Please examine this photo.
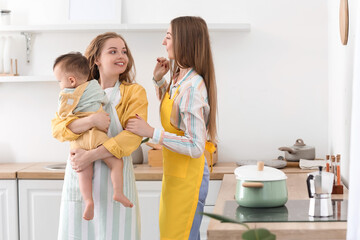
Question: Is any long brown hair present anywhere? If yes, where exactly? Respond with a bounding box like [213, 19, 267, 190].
[171, 16, 217, 143]
[85, 32, 136, 84]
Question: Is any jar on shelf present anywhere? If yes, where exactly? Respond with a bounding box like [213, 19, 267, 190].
[3, 36, 12, 74]
[0, 10, 11, 25]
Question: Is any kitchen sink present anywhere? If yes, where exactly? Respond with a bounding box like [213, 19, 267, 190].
[44, 163, 137, 170]
[44, 163, 66, 170]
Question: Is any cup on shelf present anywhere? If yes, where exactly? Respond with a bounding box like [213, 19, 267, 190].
[3, 36, 12, 74]
[0, 10, 11, 26]
[0, 36, 4, 73]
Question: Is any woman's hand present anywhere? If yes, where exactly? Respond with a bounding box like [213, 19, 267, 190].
[126, 114, 154, 138]
[89, 111, 110, 133]
[70, 148, 96, 172]
[153, 57, 170, 81]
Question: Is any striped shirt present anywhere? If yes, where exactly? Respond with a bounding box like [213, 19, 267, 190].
[152, 70, 210, 158]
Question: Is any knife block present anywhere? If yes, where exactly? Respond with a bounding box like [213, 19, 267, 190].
[332, 184, 344, 194]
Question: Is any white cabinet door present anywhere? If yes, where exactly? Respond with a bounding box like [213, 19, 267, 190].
[205, 180, 222, 206]
[136, 181, 162, 240]
[0, 180, 18, 240]
[18, 180, 63, 240]
[200, 181, 221, 240]
[136, 180, 221, 240]
[200, 205, 214, 240]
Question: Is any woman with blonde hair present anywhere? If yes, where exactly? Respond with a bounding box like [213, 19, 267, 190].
[127, 16, 217, 240]
[52, 32, 147, 239]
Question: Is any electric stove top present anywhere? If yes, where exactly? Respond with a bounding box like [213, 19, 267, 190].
[222, 199, 347, 223]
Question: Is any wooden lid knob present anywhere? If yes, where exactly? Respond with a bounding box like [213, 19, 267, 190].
[257, 161, 264, 171]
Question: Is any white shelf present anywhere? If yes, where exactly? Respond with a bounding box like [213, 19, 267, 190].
[0, 76, 55, 82]
[0, 23, 250, 33]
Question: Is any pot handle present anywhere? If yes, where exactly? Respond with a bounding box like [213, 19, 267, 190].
[306, 175, 314, 198]
[242, 182, 264, 188]
[278, 147, 296, 154]
[257, 161, 264, 171]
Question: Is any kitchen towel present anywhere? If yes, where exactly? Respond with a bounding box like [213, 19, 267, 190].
[299, 159, 326, 170]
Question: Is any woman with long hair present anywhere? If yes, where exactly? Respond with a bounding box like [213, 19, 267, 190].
[127, 16, 217, 240]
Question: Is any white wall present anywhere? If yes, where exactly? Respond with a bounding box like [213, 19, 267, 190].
[328, 0, 358, 186]
[0, 0, 329, 164]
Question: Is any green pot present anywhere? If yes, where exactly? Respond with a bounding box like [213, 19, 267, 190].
[234, 163, 288, 208]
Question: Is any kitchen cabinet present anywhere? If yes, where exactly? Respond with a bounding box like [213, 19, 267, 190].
[18, 179, 64, 240]
[13, 162, 235, 240]
[15, 179, 220, 240]
[0, 180, 19, 240]
[136, 180, 221, 240]
[136, 181, 162, 240]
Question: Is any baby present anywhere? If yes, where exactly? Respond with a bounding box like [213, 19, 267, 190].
[53, 52, 133, 221]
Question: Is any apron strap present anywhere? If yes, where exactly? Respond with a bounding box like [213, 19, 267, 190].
[170, 68, 194, 100]
[72, 81, 89, 97]
[104, 80, 121, 137]
[205, 141, 216, 172]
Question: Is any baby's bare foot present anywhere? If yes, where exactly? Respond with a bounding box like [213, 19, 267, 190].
[83, 201, 94, 220]
[114, 193, 133, 208]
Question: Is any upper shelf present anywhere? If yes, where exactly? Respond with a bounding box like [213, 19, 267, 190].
[0, 76, 55, 83]
[0, 23, 251, 33]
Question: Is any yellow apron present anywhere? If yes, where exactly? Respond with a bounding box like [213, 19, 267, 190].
[159, 71, 205, 240]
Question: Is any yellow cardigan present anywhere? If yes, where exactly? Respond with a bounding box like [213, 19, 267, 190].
[51, 83, 148, 159]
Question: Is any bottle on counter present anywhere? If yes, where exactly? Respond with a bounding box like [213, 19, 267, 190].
[326, 154, 330, 172]
[331, 155, 336, 180]
[336, 154, 341, 185]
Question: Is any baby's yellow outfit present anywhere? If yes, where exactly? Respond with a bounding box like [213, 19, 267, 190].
[57, 80, 108, 150]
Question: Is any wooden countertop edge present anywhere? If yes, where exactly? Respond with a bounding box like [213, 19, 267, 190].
[0, 163, 36, 179]
[14, 162, 238, 180]
[208, 228, 346, 240]
[3, 162, 315, 180]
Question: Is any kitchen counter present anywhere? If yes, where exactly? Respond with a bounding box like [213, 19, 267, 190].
[17, 162, 66, 180]
[15, 162, 238, 180]
[3, 161, 315, 180]
[0, 163, 35, 179]
[207, 174, 348, 240]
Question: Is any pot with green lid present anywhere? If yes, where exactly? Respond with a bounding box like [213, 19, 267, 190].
[234, 161, 288, 208]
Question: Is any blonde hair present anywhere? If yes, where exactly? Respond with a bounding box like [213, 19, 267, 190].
[170, 16, 217, 143]
[85, 32, 136, 84]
